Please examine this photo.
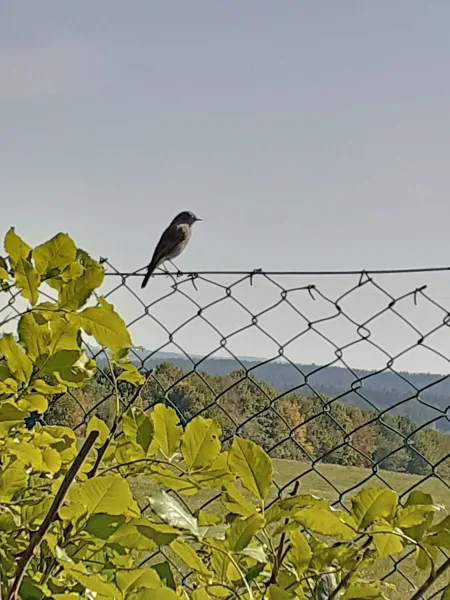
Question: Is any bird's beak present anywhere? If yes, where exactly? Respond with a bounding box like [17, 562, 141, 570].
[195, 217, 202, 222]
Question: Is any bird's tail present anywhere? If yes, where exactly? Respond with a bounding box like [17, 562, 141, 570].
[141, 264, 155, 288]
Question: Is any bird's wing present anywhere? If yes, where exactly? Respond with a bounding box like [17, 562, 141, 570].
[148, 223, 188, 270]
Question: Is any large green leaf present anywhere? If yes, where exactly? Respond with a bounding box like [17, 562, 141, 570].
[4, 227, 31, 267]
[49, 319, 81, 353]
[351, 488, 398, 529]
[14, 258, 40, 305]
[64, 474, 134, 517]
[69, 298, 131, 351]
[170, 539, 211, 576]
[226, 513, 264, 552]
[147, 490, 200, 535]
[152, 562, 176, 590]
[0, 460, 29, 501]
[33, 233, 77, 275]
[221, 483, 256, 517]
[267, 585, 294, 600]
[228, 436, 272, 500]
[342, 584, 384, 600]
[395, 505, 435, 528]
[405, 490, 434, 506]
[148, 464, 199, 496]
[371, 523, 404, 557]
[18, 393, 48, 414]
[111, 518, 178, 549]
[69, 569, 121, 598]
[193, 451, 234, 488]
[0, 333, 33, 383]
[85, 514, 126, 540]
[294, 507, 357, 540]
[116, 361, 145, 386]
[287, 529, 312, 575]
[86, 415, 110, 448]
[22, 498, 54, 526]
[18, 313, 50, 360]
[57, 257, 104, 310]
[116, 567, 161, 594]
[149, 404, 182, 458]
[181, 416, 221, 471]
[123, 406, 153, 454]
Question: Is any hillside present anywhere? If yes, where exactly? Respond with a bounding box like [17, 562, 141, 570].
[126, 349, 450, 432]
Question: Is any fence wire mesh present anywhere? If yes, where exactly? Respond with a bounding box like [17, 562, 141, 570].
[3, 261, 450, 596]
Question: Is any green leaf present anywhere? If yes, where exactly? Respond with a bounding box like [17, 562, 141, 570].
[0, 333, 33, 383]
[228, 436, 272, 500]
[396, 505, 435, 528]
[181, 416, 221, 471]
[111, 519, 178, 549]
[116, 567, 161, 594]
[123, 406, 153, 454]
[147, 490, 200, 535]
[18, 313, 50, 360]
[152, 562, 176, 590]
[18, 393, 48, 414]
[64, 474, 134, 517]
[49, 319, 81, 353]
[0, 256, 9, 281]
[193, 451, 234, 488]
[416, 542, 438, 570]
[0, 460, 29, 501]
[86, 415, 110, 447]
[85, 514, 126, 539]
[192, 590, 211, 600]
[41, 446, 62, 473]
[22, 498, 54, 525]
[133, 589, 179, 600]
[14, 258, 40, 305]
[221, 482, 256, 517]
[58, 256, 104, 310]
[149, 403, 182, 458]
[351, 488, 398, 528]
[294, 507, 357, 540]
[149, 464, 199, 496]
[241, 544, 268, 563]
[267, 585, 294, 600]
[371, 523, 404, 557]
[32, 379, 67, 394]
[69, 568, 121, 598]
[4, 227, 31, 267]
[287, 529, 312, 575]
[342, 584, 384, 600]
[33, 233, 77, 275]
[405, 490, 434, 506]
[170, 539, 211, 575]
[425, 530, 450, 550]
[0, 401, 26, 433]
[69, 298, 131, 352]
[226, 513, 264, 552]
[116, 361, 145, 386]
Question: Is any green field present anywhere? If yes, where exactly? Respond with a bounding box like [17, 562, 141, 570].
[131, 458, 450, 600]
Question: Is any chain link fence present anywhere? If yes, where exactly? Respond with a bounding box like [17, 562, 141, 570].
[3, 261, 450, 596]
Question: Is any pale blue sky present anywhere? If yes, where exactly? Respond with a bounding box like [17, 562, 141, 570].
[2, 1, 450, 373]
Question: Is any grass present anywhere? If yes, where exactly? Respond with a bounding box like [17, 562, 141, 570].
[131, 458, 450, 599]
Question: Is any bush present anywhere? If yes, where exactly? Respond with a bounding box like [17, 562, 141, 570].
[1, 229, 450, 600]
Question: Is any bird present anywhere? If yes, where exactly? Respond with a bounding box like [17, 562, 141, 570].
[141, 211, 201, 288]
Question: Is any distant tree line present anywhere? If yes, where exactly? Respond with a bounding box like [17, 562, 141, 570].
[46, 361, 450, 481]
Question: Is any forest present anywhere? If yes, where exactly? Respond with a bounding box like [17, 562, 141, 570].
[47, 360, 450, 481]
